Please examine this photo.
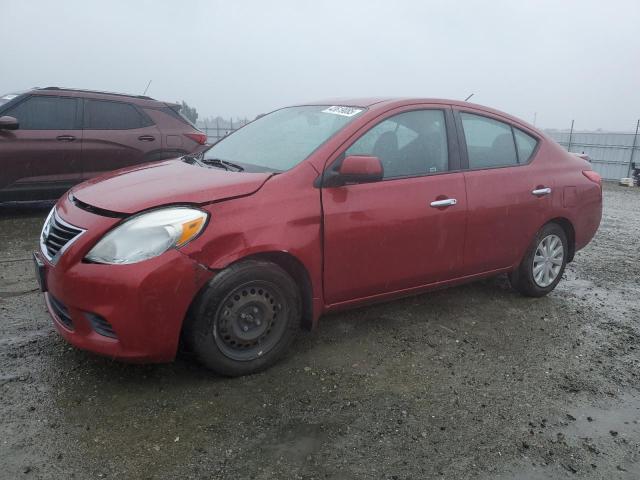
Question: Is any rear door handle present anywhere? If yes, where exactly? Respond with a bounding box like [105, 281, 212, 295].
[56, 135, 76, 142]
[430, 198, 457, 208]
[138, 135, 155, 141]
[532, 187, 552, 196]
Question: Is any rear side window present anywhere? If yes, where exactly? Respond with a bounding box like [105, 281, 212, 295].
[460, 113, 518, 168]
[5, 95, 77, 130]
[514, 128, 538, 163]
[346, 109, 449, 179]
[84, 100, 151, 129]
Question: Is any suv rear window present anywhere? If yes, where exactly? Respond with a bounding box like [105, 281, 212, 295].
[4, 95, 77, 130]
[159, 105, 196, 127]
[84, 100, 152, 129]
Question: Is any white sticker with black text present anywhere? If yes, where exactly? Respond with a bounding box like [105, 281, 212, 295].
[321, 106, 363, 117]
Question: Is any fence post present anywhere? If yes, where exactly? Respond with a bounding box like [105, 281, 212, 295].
[627, 119, 640, 177]
[567, 120, 574, 152]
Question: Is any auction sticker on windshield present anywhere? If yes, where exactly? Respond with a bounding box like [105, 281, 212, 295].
[322, 106, 363, 117]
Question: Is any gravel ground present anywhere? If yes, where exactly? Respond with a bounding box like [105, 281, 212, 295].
[1, 184, 639, 479]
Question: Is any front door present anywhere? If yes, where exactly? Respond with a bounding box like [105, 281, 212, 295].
[322, 107, 467, 305]
[0, 95, 82, 201]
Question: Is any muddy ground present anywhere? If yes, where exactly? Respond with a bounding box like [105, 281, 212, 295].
[1, 184, 639, 479]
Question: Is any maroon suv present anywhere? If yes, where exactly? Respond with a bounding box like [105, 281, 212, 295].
[0, 87, 207, 202]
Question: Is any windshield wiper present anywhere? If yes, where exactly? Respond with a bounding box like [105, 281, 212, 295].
[200, 157, 244, 172]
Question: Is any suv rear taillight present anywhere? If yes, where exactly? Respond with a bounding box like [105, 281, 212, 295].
[184, 133, 207, 145]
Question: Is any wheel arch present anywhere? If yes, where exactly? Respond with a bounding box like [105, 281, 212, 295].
[547, 217, 576, 263]
[205, 251, 315, 331]
[243, 252, 314, 331]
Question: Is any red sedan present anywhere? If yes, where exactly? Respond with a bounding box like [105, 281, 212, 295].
[34, 98, 602, 376]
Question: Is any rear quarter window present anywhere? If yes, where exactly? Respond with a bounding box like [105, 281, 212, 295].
[514, 128, 538, 163]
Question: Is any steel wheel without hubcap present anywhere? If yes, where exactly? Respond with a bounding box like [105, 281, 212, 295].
[532, 234, 564, 288]
[213, 280, 287, 362]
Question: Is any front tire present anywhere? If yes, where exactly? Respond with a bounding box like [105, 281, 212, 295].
[509, 223, 568, 297]
[184, 260, 301, 376]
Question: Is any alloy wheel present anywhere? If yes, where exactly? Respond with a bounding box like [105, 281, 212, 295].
[532, 234, 564, 287]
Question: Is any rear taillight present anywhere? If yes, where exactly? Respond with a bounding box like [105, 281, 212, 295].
[582, 170, 602, 185]
[184, 133, 207, 145]
[583, 170, 602, 194]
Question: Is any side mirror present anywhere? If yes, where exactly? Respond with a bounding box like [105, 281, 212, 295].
[322, 155, 383, 187]
[0, 116, 19, 130]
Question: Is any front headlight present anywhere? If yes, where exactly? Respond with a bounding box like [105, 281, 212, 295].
[85, 207, 208, 265]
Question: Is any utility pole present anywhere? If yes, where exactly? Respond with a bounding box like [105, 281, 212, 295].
[628, 119, 640, 177]
[142, 80, 152, 96]
[567, 120, 574, 152]
[533, 112, 537, 127]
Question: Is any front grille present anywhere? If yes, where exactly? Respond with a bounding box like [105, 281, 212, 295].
[49, 295, 73, 330]
[41, 211, 83, 261]
[86, 313, 117, 339]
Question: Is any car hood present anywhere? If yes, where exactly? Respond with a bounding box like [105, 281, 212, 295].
[71, 159, 274, 214]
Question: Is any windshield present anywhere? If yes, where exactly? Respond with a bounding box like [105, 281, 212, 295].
[202, 105, 365, 172]
[0, 92, 21, 107]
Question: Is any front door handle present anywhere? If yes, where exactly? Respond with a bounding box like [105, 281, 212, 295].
[138, 135, 155, 141]
[56, 135, 76, 142]
[430, 198, 457, 208]
[532, 187, 552, 196]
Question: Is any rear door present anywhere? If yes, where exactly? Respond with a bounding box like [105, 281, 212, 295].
[0, 94, 82, 200]
[322, 106, 468, 305]
[80, 98, 162, 179]
[454, 109, 551, 274]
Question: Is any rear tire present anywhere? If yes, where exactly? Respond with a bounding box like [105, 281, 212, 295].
[509, 223, 568, 297]
[184, 260, 301, 376]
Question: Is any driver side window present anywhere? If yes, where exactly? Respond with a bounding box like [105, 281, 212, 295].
[345, 109, 448, 179]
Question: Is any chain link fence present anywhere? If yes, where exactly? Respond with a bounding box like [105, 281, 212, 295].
[546, 120, 640, 180]
[197, 118, 250, 143]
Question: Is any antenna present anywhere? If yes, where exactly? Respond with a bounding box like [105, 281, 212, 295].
[143, 80, 152, 95]
[464, 93, 474, 102]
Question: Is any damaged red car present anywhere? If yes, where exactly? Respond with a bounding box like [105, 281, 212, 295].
[34, 98, 602, 376]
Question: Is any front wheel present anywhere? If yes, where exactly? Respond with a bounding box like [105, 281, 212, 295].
[509, 223, 568, 297]
[184, 260, 301, 376]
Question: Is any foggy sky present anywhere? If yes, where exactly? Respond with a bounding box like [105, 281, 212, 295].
[2, 0, 639, 131]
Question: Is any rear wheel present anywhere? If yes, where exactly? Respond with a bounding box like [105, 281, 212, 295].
[184, 260, 300, 376]
[509, 223, 568, 297]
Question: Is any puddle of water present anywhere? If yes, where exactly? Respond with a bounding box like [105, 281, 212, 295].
[493, 394, 640, 479]
[565, 393, 640, 442]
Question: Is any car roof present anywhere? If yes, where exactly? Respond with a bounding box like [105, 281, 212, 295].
[28, 87, 166, 107]
[300, 97, 529, 124]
